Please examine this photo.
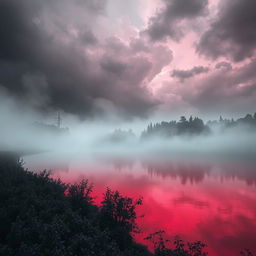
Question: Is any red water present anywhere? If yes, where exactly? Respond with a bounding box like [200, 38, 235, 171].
[29, 157, 256, 255]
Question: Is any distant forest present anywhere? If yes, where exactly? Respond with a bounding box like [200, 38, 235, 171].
[141, 113, 256, 139]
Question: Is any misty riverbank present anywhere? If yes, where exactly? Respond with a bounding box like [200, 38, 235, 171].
[1, 113, 256, 161]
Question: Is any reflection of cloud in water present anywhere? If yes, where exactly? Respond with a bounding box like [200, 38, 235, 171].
[173, 194, 209, 209]
[94, 155, 256, 186]
[197, 214, 256, 255]
[144, 159, 256, 186]
[144, 161, 211, 185]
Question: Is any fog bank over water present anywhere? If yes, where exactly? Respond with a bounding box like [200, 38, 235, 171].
[0, 94, 255, 164]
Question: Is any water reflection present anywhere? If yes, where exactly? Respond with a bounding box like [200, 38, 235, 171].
[145, 161, 211, 185]
[24, 153, 256, 255]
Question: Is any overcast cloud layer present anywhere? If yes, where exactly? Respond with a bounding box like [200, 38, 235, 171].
[0, 0, 256, 120]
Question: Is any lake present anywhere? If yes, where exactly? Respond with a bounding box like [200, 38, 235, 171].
[24, 152, 256, 255]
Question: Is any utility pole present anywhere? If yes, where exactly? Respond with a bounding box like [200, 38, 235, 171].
[57, 111, 62, 128]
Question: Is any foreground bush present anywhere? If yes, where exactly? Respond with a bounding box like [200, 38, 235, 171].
[0, 157, 149, 256]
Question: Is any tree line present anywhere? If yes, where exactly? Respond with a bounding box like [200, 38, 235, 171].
[141, 113, 256, 139]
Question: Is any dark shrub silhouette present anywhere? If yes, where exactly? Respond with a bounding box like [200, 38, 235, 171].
[100, 188, 143, 250]
[0, 158, 121, 255]
[66, 179, 96, 216]
[145, 230, 208, 256]
[145, 231, 208, 256]
[0, 156, 150, 256]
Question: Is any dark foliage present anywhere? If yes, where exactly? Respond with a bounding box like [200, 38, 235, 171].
[100, 188, 143, 250]
[207, 113, 256, 131]
[141, 113, 256, 139]
[66, 179, 96, 217]
[0, 157, 148, 256]
[141, 116, 210, 139]
[145, 231, 208, 256]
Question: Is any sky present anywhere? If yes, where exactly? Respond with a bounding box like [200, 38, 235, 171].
[0, 0, 256, 122]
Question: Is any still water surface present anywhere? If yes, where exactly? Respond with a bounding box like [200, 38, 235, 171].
[24, 153, 256, 255]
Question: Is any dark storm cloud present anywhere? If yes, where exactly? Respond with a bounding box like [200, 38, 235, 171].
[197, 0, 256, 62]
[0, 0, 172, 119]
[144, 0, 208, 41]
[100, 58, 127, 76]
[74, 0, 106, 13]
[0, 0, 42, 61]
[215, 62, 232, 71]
[171, 66, 209, 81]
[79, 30, 98, 45]
[185, 59, 256, 115]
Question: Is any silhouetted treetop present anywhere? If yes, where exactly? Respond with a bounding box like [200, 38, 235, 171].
[141, 113, 256, 139]
[141, 116, 210, 139]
